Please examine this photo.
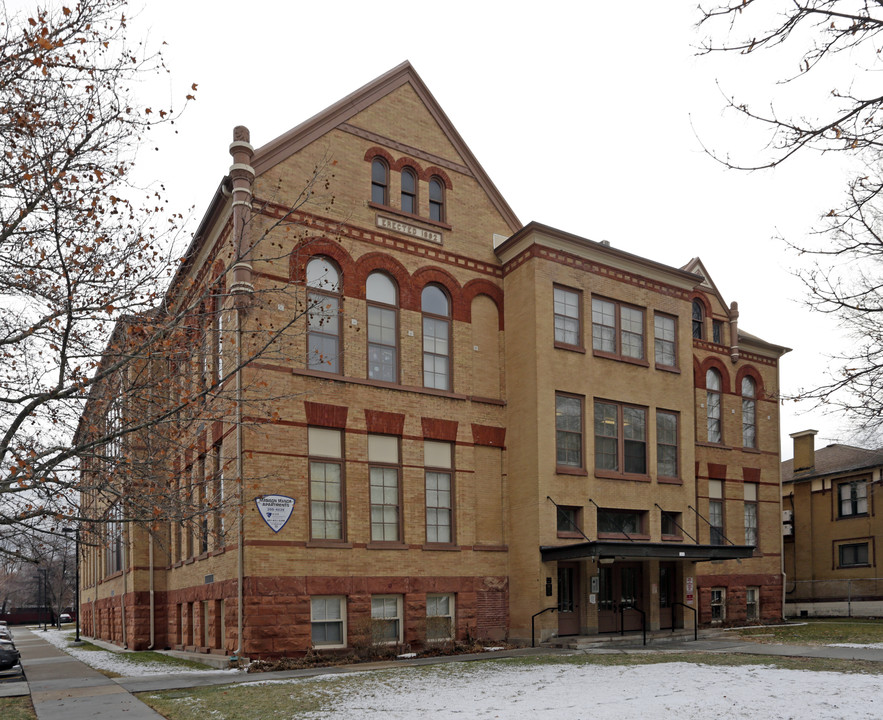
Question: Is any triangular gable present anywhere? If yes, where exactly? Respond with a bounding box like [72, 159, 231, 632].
[251, 61, 521, 233]
[682, 257, 729, 316]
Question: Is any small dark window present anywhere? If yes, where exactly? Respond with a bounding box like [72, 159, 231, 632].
[401, 168, 417, 214]
[556, 506, 581, 536]
[713, 320, 723, 344]
[429, 177, 445, 222]
[371, 158, 388, 205]
[661, 511, 681, 538]
[597, 509, 643, 536]
[692, 300, 704, 339]
[839, 542, 869, 567]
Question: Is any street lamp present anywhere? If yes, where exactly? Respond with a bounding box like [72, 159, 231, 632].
[62, 527, 81, 643]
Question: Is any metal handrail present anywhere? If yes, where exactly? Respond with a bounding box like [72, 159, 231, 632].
[619, 604, 646, 646]
[670, 601, 698, 641]
[531, 606, 557, 648]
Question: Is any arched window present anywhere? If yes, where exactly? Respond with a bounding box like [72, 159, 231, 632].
[422, 284, 451, 390]
[306, 257, 341, 373]
[706, 368, 722, 443]
[429, 177, 445, 222]
[692, 300, 704, 340]
[401, 167, 417, 214]
[371, 158, 388, 205]
[367, 272, 398, 383]
[742, 376, 757, 448]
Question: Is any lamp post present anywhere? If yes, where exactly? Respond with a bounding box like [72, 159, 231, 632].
[62, 527, 81, 643]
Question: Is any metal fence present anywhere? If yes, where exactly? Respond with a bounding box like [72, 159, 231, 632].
[786, 578, 883, 617]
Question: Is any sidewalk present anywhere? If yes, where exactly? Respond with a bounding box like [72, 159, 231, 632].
[12, 627, 165, 719]
[5, 627, 883, 719]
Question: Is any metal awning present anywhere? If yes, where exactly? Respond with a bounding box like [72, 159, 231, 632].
[540, 540, 755, 563]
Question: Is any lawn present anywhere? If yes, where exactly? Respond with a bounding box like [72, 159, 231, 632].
[736, 618, 883, 645]
[139, 651, 883, 720]
[0, 697, 36, 720]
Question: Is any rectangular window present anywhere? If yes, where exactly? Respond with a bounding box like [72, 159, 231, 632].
[556, 506, 582, 537]
[369, 435, 401, 542]
[839, 542, 870, 567]
[555, 394, 583, 469]
[746, 587, 759, 621]
[106, 504, 123, 574]
[839, 480, 868, 517]
[656, 410, 679, 479]
[597, 509, 645, 537]
[309, 428, 344, 541]
[426, 594, 455, 641]
[425, 441, 453, 544]
[594, 401, 647, 476]
[661, 511, 682, 539]
[653, 313, 677, 368]
[710, 588, 726, 621]
[368, 304, 397, 382]
[371, 595, 402, 643]
[744, 482, 758, 547]
[311, 596, 346, 647]
[709, 479, 724, 545]
[712, 320, 723, 344]
[307, 292, 340, 373]
[592, 297, 645, 361]
[553, 286, 581, 348]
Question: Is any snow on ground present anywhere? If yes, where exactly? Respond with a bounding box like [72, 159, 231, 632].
[34, 627, 234, 676]
[239, 659, 881, 720]
[829, 642, 883, 649]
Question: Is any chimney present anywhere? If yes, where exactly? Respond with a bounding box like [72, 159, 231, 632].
[790, 430, 818, 473]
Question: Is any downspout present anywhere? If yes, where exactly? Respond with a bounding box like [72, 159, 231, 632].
[728, 301, 740, 363]
[121, 525, 128, 648]
[227, 126, 255, 659]
[148, 532, 155, 649]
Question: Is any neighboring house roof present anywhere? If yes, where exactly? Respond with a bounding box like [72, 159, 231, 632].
[782, 443, 883, 483]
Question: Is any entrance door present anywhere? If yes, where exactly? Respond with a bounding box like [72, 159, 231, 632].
[598, 563, 644, 633]
[557, 562, 580, 636]
[659, 563, 677, 630]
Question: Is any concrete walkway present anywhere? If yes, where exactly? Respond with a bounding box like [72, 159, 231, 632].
[5, 627, 883, 719]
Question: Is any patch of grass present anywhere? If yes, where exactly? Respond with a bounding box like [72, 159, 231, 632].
[122, 651, 213, 670]
[736, 619, 883, 645]
[0, 697, 37, 720]
[139, 650, 883, 719]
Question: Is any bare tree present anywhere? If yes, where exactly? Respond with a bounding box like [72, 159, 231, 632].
[0, 0, 336, 560]
[698, 1, 883, 435]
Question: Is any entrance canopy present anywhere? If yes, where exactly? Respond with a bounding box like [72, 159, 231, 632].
[540, 540, 755, 563]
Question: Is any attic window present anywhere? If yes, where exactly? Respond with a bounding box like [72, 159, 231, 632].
[429, 177, 445, 222]
[371, 158, 389, 205]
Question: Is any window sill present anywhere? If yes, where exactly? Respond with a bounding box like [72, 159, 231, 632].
[695, 441, 732, 450]
[657, 476, 683, 485]
[366, 542, 409, 550]
[421, 543, 460, 551]
[741, 447, 761, 454]
[307, 540, 353, 549]
[557, 531, 585, 539]
[654, 363, 680, 374]
[554, 342, 586, 354]
[661, 534, 683, 542]
[369, 202, 452, 231]
[592, 350, 650, 368]
[594, 469, 651, 482]
[556, 466, 588, 476]
[839, 564, 871, 569]
[837, 513, 869, 520]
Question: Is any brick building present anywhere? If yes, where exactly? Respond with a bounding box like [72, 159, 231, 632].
[782, 431, 883, 617]
[77, 62, 788, 657]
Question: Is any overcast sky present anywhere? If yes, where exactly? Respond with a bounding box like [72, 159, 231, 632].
[10, 0, 863, 458]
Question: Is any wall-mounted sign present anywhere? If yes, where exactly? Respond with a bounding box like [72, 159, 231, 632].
[255, 495, 295, 533]
[376, 215, 442, 245]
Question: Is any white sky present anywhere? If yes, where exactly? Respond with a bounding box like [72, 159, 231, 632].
[9, 0, 866, 457]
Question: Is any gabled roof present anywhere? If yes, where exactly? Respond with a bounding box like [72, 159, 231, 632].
[682, 257, 728, 312]
[782, 443, 883, 483]
[251, 61, 521, 233]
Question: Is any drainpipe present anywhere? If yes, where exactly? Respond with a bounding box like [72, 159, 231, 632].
[729, 301, 740, 363]
[148, 532, 155, 649]
[227, 126, 254, 659]
[121, 526, 128, 648]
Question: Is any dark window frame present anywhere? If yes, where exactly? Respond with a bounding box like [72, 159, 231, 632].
[366, 271, 399, 384]
[400, 166, 417, 215]
[597, 508, 648, 539]
[839, 542, 870, 567]
[656, 410, 679, 481]
[371, 157, 389, 205]
[422, 284, 452, 391]
[306, 256, 342, 374]
[692, 300, 705, 340]
[661, 511, 683, 540]
[556, 505, 583, 538]
[838, 480, 869, 518]
[553, 285, 583, 350]
[591, 296, 647, 365]
[593, 400, 649, 480]
[653, 312, 678, 370]
[429, 176, 445, 222]
[555, 393, 585, 473]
